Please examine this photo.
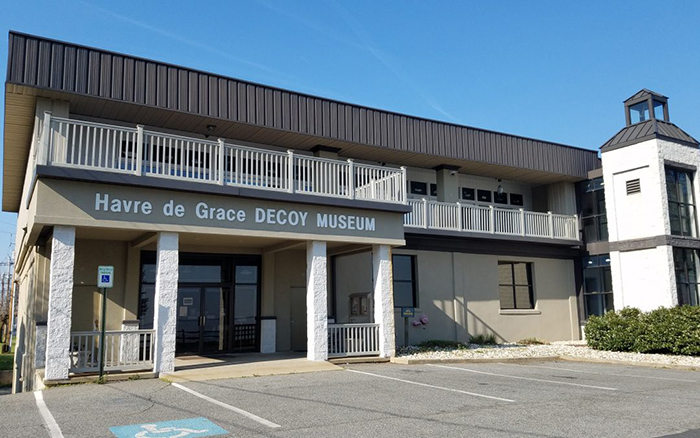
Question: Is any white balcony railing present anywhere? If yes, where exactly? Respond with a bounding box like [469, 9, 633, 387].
[69, 330, 154, 374]
[405, 199, 579, 240]
[328, 323, 380, 357]
[39, 114, 407, 204]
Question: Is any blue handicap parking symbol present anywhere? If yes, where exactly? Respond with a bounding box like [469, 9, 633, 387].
[101, 275, 110, 283]
[110, 417, 227, 438]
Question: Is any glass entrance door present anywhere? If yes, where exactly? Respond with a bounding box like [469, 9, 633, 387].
[176, 286, 230, 355]
[202, 286, 229, 354]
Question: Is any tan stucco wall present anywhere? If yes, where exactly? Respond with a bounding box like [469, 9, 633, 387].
[333, 249, 579, 346]
[270, 249, 307, 352]
[71, 239, 129, 331]
[334, 252, 373, 323]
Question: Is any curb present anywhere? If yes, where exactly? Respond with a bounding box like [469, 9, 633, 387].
[44, 371, 158, 387]
[389, 355, 700, 371]
[390, 356, 560, 365]
[557, 356, 700, 372]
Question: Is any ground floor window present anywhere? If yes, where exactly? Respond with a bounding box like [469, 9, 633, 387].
[673, 248, 700, 306]
[583, 254, 614, 318]
[498, 261, 534, 309]
[393, 254, 417, 308]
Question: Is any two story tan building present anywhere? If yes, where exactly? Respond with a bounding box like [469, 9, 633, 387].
[4, 32, 603, 393]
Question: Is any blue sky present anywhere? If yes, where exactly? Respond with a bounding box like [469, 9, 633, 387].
[1, 0, 699, 261]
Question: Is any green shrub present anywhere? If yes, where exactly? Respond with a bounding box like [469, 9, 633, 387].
[635, 306, 700, 355]
[584, 307, 642, 352]
[416, 340, 467, 350]
[585, 306, 700, 356]
[518, 338, 549, 345]
[469, 333, 497, 345]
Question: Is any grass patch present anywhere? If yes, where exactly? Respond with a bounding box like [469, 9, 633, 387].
[469, 333, 497, 345]
[518, 338, 549, 345]
[0, 337, 15, 371]
[412, 340, 469, 352]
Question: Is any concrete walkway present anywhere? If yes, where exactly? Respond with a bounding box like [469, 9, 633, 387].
[165, 352, 341, 382]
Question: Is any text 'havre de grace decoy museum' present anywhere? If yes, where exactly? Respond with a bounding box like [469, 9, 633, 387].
[4, 31, 699, 393]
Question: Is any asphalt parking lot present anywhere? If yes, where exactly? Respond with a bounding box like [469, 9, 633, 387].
[3, 360, 700, 438]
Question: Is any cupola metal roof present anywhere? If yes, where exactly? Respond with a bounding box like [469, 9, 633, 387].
[601, 89, 698, 151]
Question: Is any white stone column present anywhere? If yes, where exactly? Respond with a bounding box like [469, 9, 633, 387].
[119, 320, 140, 364]
[373, 245, 396, 358]
[260, 318, 277, 354]
[45, 226, 75, 381]
[153, 232, 179, 374]
[306, 241, 328, 361]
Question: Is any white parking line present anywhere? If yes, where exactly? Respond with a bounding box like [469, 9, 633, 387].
[428, 364, 618, 391]
[347, 369, 515, 402]
[34, 391, 64, 438]
[171, 382, 281, 428]
[505, 364, 698, 383]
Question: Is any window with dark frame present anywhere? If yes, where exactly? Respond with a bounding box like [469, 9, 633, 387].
[673, 248, 700, 306]
[430, 183, 437, 197]
[410, 181, 428, 196]
[498, 261, 534, 310]
[510, 193, 524, 206]
[580, 177, 608, 243]
[477, 189, 492, 203]
[392, 255, 417, 308]
[461, 187, 475, 201]
[666, 167, 697, 237]
[583, 255, 614, 318]
[494, 191, 508, 204]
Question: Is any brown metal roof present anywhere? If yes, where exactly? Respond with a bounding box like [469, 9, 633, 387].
[3, 31, 601, 212]
[601, 119, 699, 151]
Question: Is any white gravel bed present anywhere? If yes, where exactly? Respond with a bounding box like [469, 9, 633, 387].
[397, 341, 700, 367]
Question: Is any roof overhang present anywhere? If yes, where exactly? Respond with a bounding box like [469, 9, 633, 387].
[3, 31, 602, 212]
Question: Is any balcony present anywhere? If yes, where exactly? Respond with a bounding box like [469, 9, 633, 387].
[36, 115, 407, 204]
[405, 199, 579, 241]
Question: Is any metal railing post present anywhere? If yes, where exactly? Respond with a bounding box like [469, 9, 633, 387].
[489, 205, 495, 234]
[456, 202, 462, 231]
[422, 198, 429, 229]
[287, 150, 295, 193]
[218, 139, 225, 185]
[135, 125, 144, 176]
[548, 211, 555, 239]
[347, 159, 355, 199]
[520, 208, 526, 236]
[40, 111, 52, 165]
[573, 213, 580, 240]
[400, 166, 407, 204]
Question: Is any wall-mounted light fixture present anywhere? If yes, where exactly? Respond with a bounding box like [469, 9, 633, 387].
[497, 179, 504, 195]
[204, 124, 217, 138]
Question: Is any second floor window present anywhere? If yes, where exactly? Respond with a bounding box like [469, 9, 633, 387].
[580, 177, 608, 243]
[666, 167, 697, 237]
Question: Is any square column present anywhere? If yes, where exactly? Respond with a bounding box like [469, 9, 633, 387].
[435, 165, 460, 203]
[45, 226, 75, 381]
[153, 232, 179, 374]
[306, 241, 328, 361]
[373, 245, 396, 358]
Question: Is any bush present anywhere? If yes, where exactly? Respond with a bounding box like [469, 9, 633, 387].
[469, 333, 497, 345]
[585, 307, 643, 352]
[518, 338, 549, 345]
[585, 306, 700, 356]
[416, 340, 467, 350]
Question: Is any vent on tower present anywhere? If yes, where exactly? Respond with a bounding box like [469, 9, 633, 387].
[626, 179, 641, 195]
